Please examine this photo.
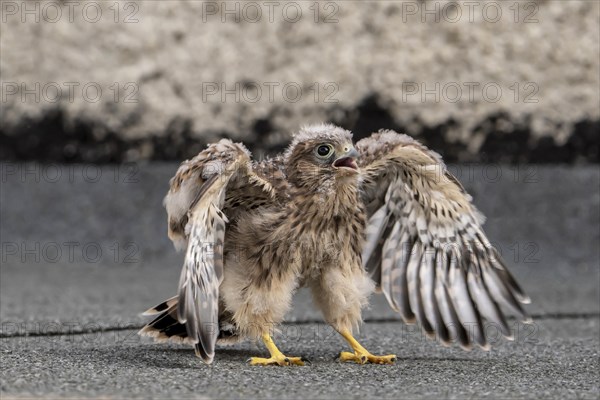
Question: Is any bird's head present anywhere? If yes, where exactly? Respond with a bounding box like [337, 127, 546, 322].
[284, 124, 360, 191]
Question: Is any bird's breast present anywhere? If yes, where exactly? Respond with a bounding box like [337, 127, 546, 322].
[293, 221, 361, 282]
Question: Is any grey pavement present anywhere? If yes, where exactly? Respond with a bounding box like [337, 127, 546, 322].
[1, 164, 599, 399]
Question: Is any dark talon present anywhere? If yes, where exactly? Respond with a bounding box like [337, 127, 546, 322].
[361, 355, 367, 363]
[301, 357, 312, 365]
[391, 357, 397, 362]
[284, 357, 290, 365]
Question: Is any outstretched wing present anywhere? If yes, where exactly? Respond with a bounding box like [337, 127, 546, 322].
[357, 130, 531, 351]
[164, 139, 275, 363]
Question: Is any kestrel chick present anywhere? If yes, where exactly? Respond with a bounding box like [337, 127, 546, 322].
[139, 124, 530, 365]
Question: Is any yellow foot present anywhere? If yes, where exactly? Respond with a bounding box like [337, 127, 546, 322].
[339, 351, 397, 365]
[248, 355, 307, 366]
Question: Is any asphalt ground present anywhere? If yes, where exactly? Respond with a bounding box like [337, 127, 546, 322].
[1, 163, 599, 399]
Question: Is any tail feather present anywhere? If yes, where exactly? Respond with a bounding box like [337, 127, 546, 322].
[142, 296, 178, 316]
[138, 297, 241, 347]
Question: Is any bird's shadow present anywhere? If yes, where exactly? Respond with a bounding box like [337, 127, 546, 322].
[107, 344, 478, 369]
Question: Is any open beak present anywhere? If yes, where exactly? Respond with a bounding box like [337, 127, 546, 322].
[333, 147, 359, 171]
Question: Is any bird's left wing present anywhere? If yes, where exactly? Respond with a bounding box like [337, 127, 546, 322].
[357, 130, 530, 350]
[164, 139, 275, 363]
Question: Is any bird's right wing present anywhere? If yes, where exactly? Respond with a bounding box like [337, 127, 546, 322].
[163, 139, 276, 363]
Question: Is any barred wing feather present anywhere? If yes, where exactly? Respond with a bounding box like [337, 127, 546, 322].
[357, 131, 530, 350]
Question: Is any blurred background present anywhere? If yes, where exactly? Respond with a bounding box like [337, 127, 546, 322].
[0, 1, 599, 398]
[1, 0, 598, 163]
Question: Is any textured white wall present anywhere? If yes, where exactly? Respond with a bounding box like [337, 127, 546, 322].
[1, 0, 598, 159]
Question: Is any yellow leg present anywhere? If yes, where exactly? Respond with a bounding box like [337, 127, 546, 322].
[338, 329, 397, 365]
[247, 333, 306, 366]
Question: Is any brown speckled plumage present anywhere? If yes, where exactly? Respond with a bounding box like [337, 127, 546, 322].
[139, 124, 530, 365]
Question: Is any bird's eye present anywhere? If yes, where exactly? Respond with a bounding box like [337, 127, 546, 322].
[316, 144, 333, 158]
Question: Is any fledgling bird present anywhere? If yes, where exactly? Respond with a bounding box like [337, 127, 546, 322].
[139, 124, 530, 365]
